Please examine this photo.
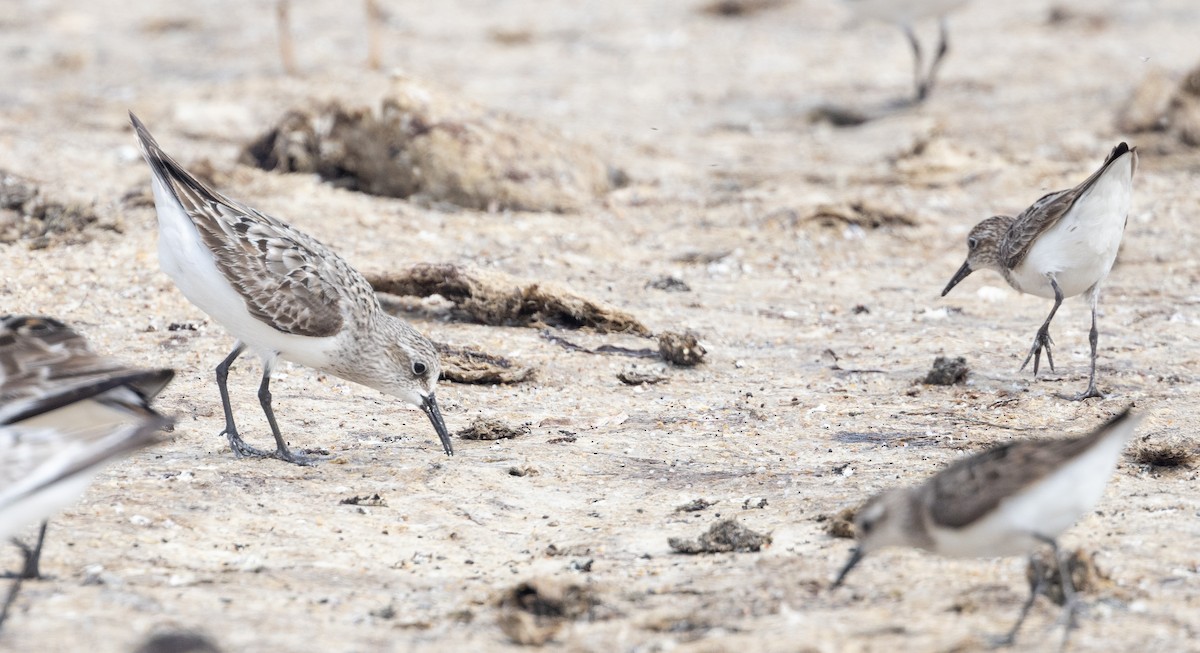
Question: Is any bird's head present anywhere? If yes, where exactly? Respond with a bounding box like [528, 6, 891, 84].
[942, 216, 1008, 296]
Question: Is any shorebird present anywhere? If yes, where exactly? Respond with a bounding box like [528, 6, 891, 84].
[130, 113, 451, 465]
[845, 0, 968, 102]
[942, 142, 1137, 400]
[0, 315, 173, 625]
[832, 409, 1142, 645]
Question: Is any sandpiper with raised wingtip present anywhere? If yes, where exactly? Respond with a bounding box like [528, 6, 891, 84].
[130, 112, 452, 465]
[832, 409, 1143, 645]
[942, 142, 1137, 400]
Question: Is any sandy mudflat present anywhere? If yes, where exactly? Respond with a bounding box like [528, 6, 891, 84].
[2, 0, 1200, 651]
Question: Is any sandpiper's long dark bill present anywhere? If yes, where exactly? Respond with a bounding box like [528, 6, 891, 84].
[941, 258, 974, 297]
[832, 408, 1142, 644]
[942, 142, 1136, 400]
[129, 112, 453, 465]
[420, 393, 451, 456]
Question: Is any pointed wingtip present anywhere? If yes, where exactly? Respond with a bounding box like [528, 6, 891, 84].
[1109, 142, 1135, 161]
[1097, 142, 1137, 179]
[127, 111, 160, 155]
[134, 368, 177, 401]
[128, 110, 144, 133]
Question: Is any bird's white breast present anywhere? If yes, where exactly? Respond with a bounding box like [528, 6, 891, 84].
[0, 466, 97, 541]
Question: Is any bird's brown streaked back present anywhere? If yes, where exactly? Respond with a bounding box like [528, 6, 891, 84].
[924, 408, 1135, 529]
[0, 315, 173, 410]
[130, 112, 350, 339]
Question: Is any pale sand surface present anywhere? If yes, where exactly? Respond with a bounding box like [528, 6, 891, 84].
[1, 1, 1199, 651]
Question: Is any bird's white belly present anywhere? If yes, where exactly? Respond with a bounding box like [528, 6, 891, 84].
[150, 178, 339, 369]
[1008, 177, 1130, 299]
[0, 425, 113, 540]
[0, 470, 95, 541]
[1009, 227, 1120, 299]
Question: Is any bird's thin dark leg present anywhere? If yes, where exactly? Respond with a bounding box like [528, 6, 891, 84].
[17, 522, 46, 580]
[0, 573, 21, 629]
[0, 522, 48, 630]
[216, 343, 273, 459]
[0, 569, 24, 630]
[1022, 534, 1081, 650]
[256, 368, 313, 466]
[997, 553, 1047, 646]
[904, 25, 926, 101]
[1074, 292, 1104, 400]
[365, 0, 383, 71]
[920, 17, 950, 101]
[1043, 537, 1079, 649]
[1020, 275, 1063, 375]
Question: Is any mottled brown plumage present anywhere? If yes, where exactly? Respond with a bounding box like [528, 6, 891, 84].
[833, 409, 1142, 645]
[943, 143, 1137, 399]
[0, 315, 173, 419]
[131, 125, 349, 339]
[923, 417, 1122, 529]
[0, 315, 174, 624]
[131, 112, 451, 465]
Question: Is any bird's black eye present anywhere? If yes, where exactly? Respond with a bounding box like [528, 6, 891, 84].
[860, 519, 874, 535]
[412, 361, 427, 376]
[967, 237, 978, 250]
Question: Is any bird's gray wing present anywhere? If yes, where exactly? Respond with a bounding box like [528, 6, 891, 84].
[131, 113, 354, 339]
[0, 315, 173, 413]
[0, 315, 174, 506]
[925, 409, 1134, 528]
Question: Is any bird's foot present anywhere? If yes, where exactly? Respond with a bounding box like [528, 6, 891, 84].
[271, 445, 318, 467]
[4, 538, 42, 581]
[986, 633, 1018, 649]
[1069, 384, 1104, 401]
[223, 428, 320, 466]
[915, 82, 930, 103]
[1019, 327, 1055, 375]
[16, 544, 39, 581]
[223, 429, 276, 460]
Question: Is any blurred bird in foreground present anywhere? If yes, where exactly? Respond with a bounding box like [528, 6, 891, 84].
[833, 409, 1142, 646]
[0, 315, 173, 626]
